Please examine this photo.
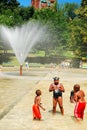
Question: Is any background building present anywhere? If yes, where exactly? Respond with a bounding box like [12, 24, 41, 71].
[31, 0, 56, 9]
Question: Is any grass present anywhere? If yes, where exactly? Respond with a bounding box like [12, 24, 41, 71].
[28, 51, 45, 57]
[2, 57, 19, 67]
[0, 50, 76, 67]
[10, 57, 19, 66]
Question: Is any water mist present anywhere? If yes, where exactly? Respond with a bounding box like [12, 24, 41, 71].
[0, 22, 47, 75]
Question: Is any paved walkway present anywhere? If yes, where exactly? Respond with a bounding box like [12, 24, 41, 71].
[0, 69, 87, 130]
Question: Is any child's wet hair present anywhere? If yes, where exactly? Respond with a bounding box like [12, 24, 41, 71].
[73, 84, 80, 92]
[36, 89, 41, 96]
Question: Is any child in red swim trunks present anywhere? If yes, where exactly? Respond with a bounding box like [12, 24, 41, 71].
[74, 84, 86, 121]
[32, 89, 45, 120]
[74, 101, 86, 120]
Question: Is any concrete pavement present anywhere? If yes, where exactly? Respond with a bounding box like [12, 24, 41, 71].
[0, 69, 87, 130]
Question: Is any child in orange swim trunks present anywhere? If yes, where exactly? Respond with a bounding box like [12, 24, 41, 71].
[32, 89, 45, 120]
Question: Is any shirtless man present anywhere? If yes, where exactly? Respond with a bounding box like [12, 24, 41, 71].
[49, 77, 65, 115]
[74, 84, 86, 121]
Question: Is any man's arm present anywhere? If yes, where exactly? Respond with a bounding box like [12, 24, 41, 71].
[49, 84, 54, 92]
[59, 84, 65, 92]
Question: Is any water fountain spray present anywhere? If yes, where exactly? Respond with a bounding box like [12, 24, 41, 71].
[0, 22, 47, 76]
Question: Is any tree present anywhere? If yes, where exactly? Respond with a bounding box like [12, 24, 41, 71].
[19, 6, 35, 21]
[64, 2, 79, 21]
[0, 0, 23, 26]
[33, 7, 68, 57]
[69, 0, 87, 57]
[0, 0, 20, 13]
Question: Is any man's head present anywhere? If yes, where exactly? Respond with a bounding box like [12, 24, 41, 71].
[53, 77, 59, 85]
[73, 84, 80, 92]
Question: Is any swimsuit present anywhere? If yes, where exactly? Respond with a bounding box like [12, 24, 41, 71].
[53, 90, 62, 98]
[74, 102, 86, 119]
[32, 104, 41, 119]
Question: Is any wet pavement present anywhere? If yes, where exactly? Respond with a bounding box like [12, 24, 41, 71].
[0, 68, 87, 130]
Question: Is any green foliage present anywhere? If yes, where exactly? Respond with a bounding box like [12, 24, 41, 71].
[69, 0, 87, 57]
[0, 0, 20, 13]
[33, 8, 56, 22]
[33, 7, 69, 57]
[64, 3, 79, 20]
[1, 0, 87, 63]
[19, 6, 35, 21]
[0, 1, 35, 26]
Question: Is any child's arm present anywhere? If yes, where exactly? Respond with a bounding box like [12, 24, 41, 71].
[39, 103, 45, 111]
[37, 97, 46, 111]
[74, 93, 78, 102]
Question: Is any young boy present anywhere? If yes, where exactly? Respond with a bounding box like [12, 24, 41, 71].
[32, 89, 45, 120]
[74, 90, 86, 121]
[73, 84, 86, 121]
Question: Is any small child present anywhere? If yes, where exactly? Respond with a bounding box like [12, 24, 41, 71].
[74, 89, 86, 121]
[70, 84, 86, 121]
[32, 89, 45, 120]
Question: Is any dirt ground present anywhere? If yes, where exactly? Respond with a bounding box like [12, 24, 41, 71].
[0, 67, 87, 130]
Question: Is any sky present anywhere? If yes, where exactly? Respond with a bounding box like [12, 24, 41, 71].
[18, 0, 81, 7]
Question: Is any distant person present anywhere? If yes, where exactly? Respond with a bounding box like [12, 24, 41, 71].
[25, 62, 29, 70]
[49, 77, 65, 115]
[71, 84, 86, 121]
[79, 60, 82, 68]
[32, 89, 45, 120]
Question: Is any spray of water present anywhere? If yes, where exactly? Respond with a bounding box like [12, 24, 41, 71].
[0, 22, 47, 65]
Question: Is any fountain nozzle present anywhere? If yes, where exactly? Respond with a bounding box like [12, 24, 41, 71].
[20, 65, 22, 76]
